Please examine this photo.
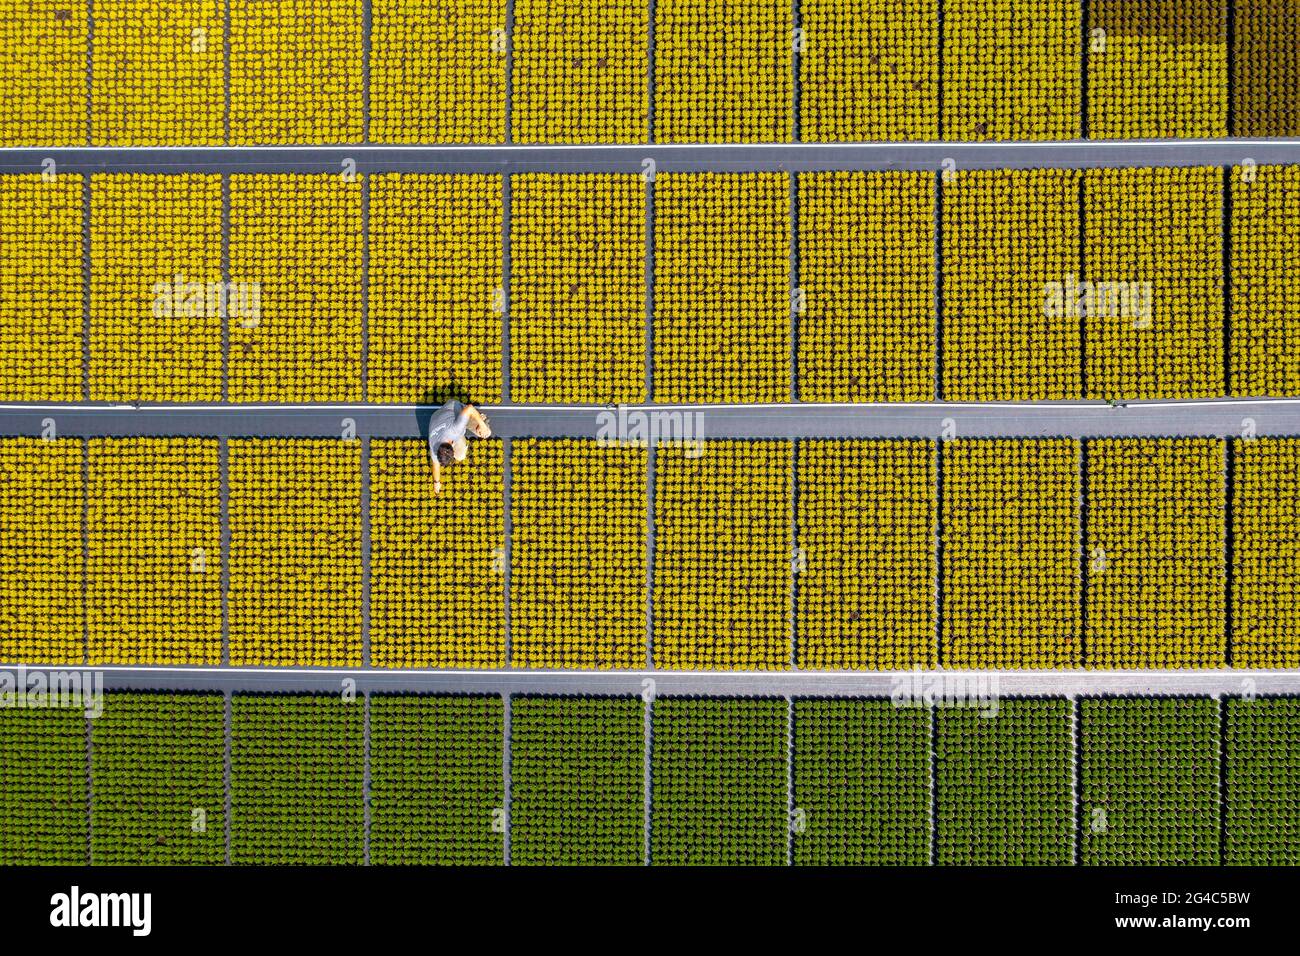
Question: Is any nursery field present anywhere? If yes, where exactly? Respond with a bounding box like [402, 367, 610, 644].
[7, 435, 1300, 669]
[1, 692, 1295, 866]
[3, 0, 1298, 144]
[6, 167, 1300, 403]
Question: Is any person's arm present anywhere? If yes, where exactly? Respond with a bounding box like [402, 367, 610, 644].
[463, 404, 492, 438]
[429, 455, 442, 494]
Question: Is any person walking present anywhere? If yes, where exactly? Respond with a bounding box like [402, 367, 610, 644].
[427, 399, 492, 494]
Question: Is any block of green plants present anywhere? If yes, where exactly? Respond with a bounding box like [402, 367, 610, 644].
[651, 697, 787, 865]
[935, 698, 1071, 864]
[0, 707, 87, 864]
[230, 694, 363, 864]
[1079, 696, 1218, 865]
[793, 698, 930, 865]
[369, 694, 503, 865]
[511, 696, 643, 865]
[1225, 696, 1300, 865]
[92, 692, 226, 864]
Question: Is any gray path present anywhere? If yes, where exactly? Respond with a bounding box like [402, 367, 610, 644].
[3, 398, 1297, 440]
[16, 664, 1298, 696]
[3, 141, 1299, 176]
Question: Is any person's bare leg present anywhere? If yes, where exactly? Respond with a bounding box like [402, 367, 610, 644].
[465, 405, 492, 438]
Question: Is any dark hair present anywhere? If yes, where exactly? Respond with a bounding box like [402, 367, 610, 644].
[437, 443, 455, 467]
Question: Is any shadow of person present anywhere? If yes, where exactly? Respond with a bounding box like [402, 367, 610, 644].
[414, 380, 472, 443]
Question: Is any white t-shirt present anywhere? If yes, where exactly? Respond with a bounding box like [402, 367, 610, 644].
[427, 400, 471, 463]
